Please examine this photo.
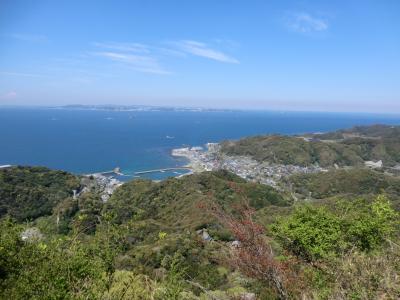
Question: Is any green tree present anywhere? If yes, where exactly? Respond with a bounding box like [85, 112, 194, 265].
[346, 195, 399, 251]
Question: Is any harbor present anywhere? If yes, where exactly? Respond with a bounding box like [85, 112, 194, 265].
[88, 165, 193, 181]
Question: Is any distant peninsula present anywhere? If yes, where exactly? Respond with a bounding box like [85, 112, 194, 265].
[55, 104, 237, 112]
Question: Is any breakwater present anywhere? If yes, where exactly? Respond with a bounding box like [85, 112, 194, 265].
[135, 167, 191, 175]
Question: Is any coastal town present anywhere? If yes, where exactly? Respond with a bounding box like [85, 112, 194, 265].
[81, 170, 123, 202]
[172, 143, 326, 189]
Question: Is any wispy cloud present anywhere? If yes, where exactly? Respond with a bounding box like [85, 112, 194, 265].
[88, 39, 240, 75]
[174, 40, 239, 64]
[8, 33, 47, 42]
[0, 91, 17, 100]
[285, 12, 328, 34]
[92, 51, 171, 75]
[92, 42, 150, 53]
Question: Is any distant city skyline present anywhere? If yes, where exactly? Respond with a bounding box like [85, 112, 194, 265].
[0, 0, 399, 113]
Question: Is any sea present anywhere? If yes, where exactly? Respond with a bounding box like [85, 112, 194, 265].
[1, 107, 400, 181]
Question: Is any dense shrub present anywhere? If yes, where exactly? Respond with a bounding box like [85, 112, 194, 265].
[345, 195, 399, 251]
[272, 195, 399, 260]
[0, 219, 105, 299]
[272, 205, 344, 260]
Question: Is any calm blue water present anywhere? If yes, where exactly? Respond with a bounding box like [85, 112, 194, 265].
[1, 107, 400, 180]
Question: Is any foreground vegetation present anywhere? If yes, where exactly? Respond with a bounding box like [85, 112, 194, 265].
[1, 164, 399, 299]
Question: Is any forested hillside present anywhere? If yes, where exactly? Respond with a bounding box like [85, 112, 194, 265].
[314, 124, 400, 139]
[287, 168, 400, 202]
[1, 166, 399, 299]
[220, 124, 400, 167]
[0, 166, 80, 221]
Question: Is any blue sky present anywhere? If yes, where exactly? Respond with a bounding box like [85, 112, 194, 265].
[0, 0, 399, 112]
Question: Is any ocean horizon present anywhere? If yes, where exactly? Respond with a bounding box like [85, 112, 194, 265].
[1, 107, 400, 180]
